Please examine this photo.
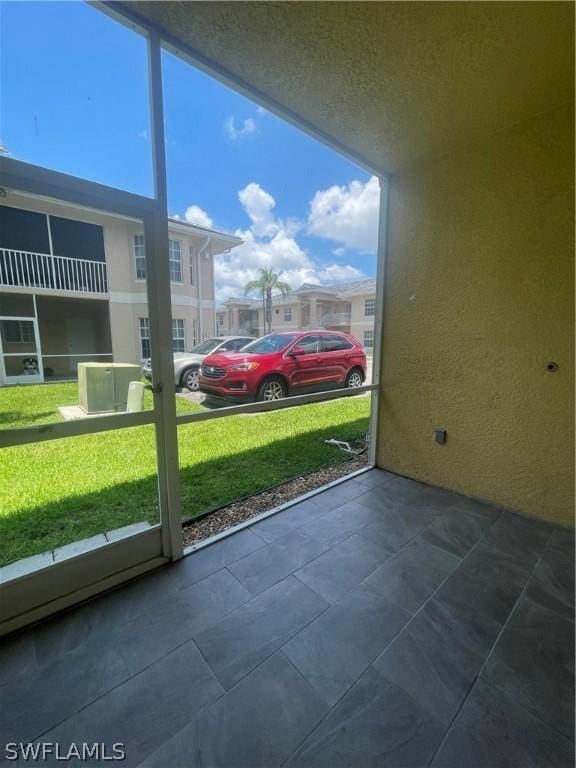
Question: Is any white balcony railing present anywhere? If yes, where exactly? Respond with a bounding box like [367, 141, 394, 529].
[319, 311, 352, 326]
[0, 248, 108, 294]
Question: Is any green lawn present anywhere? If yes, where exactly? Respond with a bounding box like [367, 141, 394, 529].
[0, 383, 370, 566]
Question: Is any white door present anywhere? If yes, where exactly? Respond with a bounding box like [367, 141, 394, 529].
[66, 317, 95, 375]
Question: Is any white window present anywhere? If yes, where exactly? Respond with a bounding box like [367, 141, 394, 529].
[169, 239, 182, 282]
[364, 330, 374, 349]
[3, 320, 35, 344]
[364, 298, 375, 317]
[134, 234, 146, 280]
[218, 313, 224, 327]
[189, 245, 196, 285]
[172, 318, 185, 352]
[284, 306, 292, 322]
[139, 317, 151, 359]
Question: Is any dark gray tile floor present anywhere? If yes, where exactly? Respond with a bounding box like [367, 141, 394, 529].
[1, 469, 574, 767]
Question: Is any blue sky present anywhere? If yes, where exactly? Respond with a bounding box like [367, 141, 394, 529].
[0, 1, 379, 301]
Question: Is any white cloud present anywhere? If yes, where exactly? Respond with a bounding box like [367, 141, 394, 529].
[177, 180, 370, 304]
[209, 182, 366, 303]
[307, 175, 380, 251]
[184, 205, 214, 229]
[314, 264, 364, 283]
[237, 183, 279, 238]
[137, 129, 148, 141]
[223, 116, 257, 142]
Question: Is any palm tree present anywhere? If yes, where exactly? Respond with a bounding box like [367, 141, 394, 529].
[244, 267, 291, 334]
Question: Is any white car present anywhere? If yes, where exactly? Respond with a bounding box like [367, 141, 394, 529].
[143, 336, 253, 391]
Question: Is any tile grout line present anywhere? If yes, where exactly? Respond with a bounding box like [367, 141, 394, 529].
[480, 676, 576, 744]
[22, 570, 266, 744]
[290, 487, 482, 604]
[279, 504, 444, 623]
[296, 509, 508, 765]
[182, 469, 388, 555]
[277, 647, 346, 768]
[225, 522, 365, 587]
[191, 575, 335, 694]
[475, 527, 554, 682]
[174, 491, 408, 699]
[217, 482, 400, 598]
[276, 511, 492, 768]
[12, 481, 547, 753]
[185, 489, 415, 698]
[18, 507, 475, 758]
[424, 526, 555, 767]
[227, 495, 358, 547]
[22, 630, 227, 746]
[353, 504, 504, 631]
[193, 506, 553, 766]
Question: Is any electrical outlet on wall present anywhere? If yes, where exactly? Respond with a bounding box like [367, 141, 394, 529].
[434, 429, 447, 445]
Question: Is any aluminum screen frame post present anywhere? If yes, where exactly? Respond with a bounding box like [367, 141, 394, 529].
[0, 157, 174, 633]
[101, 0, 391, 528]
[368, 176, 389, 469]
[146, 29, 184, 562]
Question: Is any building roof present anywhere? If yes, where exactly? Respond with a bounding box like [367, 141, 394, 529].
[217, 278, 376, 311]
[167, 217, 242, 248]
[334, 278, 377, 298]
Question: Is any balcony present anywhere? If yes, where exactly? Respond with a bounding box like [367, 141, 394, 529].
[318, 311, 352, 327]
[0, 248, 108, 295]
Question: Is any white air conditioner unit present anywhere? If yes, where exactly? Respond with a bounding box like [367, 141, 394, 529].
[78, 363, 142, 414]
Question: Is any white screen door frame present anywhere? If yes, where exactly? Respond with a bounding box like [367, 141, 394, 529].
[0, 28, 183, 633]
[0, 315, 44, 385]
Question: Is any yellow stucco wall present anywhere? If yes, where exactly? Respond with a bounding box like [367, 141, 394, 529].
[377, 104, 575, 526]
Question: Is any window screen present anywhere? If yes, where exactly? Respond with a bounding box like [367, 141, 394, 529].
[169, 239, 182, 282]
[2, 320, 35, 344]
[189, 245, 196, 285]
[0, 206, 50, 253]
[134, 234, 146, 280]
[364, 298, 375, 317]
[139, 317, 151, 359]
[50, 216, 105, 262]
[172, 318, 185, 352]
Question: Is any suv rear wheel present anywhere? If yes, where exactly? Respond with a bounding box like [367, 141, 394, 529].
[257, 376, 287, 402]
[181, 367, 200, 392]
[345, 367, 364, 389]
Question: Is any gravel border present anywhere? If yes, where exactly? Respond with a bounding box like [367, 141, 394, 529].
[182, 454, 368, 547]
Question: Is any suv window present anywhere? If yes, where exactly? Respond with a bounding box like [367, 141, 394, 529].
[293, 335, 321, 354]
[322, 335, 354, 352]
[219, 338, 249, 351]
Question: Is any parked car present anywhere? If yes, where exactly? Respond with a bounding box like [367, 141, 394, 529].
[143, 336, 253, 391]
[199, 331, 366, 402]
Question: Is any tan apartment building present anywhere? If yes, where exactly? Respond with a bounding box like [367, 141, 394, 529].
[216, 278, 376, 350]
[0, 190, 241, 385]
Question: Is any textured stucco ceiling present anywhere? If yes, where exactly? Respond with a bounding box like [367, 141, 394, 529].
[117, 1, 574, 174]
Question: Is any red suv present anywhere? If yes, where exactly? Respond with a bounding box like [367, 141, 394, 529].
[199, 331, 366, 402]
